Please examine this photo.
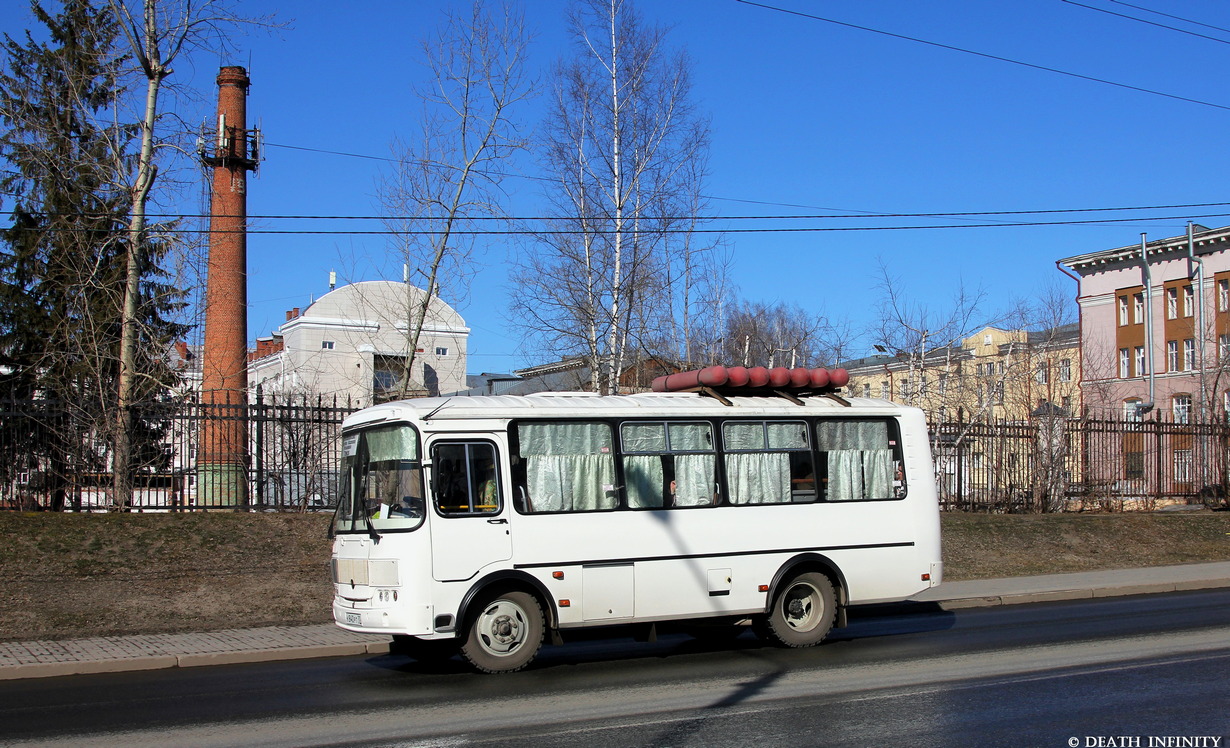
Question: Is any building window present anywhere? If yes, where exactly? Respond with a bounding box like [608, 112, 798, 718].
[880, 381, 889, 399]
[1133, 293, 1144, 323]
[1183, 285, 1194, 318]
[1124, 398, 1143, 422]
[1119, 348, 1130, 379]
[1118, 296, 1129, 326]
[1058, 359, 1071, 382]
[1221, 334, 1230, 361]
[861, 383, 871, 398]
[1061, 396, 1072, 411]
[321, 341, 335, 350]
[435, 347, 449, 356]
[372, 354, 406, 402]
[1167, 340, 1178, 372]
[1174, 449, 1193, 484]
[1166, 287, 1178, 320]
[1220, 279, 1229, 312]
[1134, 347, 1145, 377]
[1035, 362, 1048, 385]
[1173, 394, 1191, 424]
[1183, 339, 1196, 371]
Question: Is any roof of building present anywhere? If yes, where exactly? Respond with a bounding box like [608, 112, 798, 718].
[297, 280, 467, 330]
[1058, 224, 1229, 273]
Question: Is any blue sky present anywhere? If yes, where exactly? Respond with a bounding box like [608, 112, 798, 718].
[5, 0, 1230, 374]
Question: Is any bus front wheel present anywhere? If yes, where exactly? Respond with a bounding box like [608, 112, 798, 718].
[763, 572, 836, 648]
[460, 590, 544, 673]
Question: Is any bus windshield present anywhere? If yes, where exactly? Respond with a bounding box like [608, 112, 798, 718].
[334, 423, 425, 534]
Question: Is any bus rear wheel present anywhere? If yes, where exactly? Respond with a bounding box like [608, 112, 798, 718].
[460, 590, 544, 673]
[763, 572, 836, 648]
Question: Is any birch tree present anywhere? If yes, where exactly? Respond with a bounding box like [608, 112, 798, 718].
[378, 0, 532, 400]
[511, 0, 714, 393]
[105, 0, 273, 509]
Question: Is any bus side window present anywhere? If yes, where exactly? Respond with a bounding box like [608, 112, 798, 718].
[515, 421, 616, 512]
[432, 442, 501, 516]
[815, 419, 901, 501]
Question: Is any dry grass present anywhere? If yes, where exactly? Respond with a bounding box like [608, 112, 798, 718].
[1, 510, 1228, 642]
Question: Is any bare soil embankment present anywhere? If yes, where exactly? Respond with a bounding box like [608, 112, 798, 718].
[1, 511, 1227, 641]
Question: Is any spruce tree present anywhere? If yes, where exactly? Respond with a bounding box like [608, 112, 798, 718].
[0, 0, 186, 510]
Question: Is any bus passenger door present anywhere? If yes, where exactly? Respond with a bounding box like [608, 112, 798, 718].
[428, 440, 513, 582]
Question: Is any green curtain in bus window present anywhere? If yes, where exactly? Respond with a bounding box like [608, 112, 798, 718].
[767, 422, 808, 449]
[364, 425, 418, 462]
[668, 422, 711, 450]
[519, 422, 616, 511]
[723, 422, 791, 504]
[624, 455, 664, 508]
[817, 421, 895, 500]
[726, 453, 791, 504]
[673, 454, 715, 506]
[622, 422, 666, 452]
[668, 423, 715, 507]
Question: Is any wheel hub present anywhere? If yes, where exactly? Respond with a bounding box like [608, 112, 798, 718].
[491, 613, 519, 644]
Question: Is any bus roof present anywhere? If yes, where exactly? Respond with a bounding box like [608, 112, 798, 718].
[342, 391, 915, 429]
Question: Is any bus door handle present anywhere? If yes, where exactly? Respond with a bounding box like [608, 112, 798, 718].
[487, 518, 508, 525]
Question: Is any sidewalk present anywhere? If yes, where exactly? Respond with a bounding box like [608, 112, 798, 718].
[3, 561, 1229, 681]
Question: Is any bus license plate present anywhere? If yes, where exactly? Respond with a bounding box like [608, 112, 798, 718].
[345, 612, 362, 626]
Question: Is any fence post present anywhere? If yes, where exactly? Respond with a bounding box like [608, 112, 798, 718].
[254, 384, 264, 511]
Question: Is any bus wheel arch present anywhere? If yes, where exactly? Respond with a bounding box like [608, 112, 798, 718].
[456, 571, 554, 673]
[758, 554, 847, 648]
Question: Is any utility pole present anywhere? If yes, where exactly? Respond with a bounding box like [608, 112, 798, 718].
[197, 66, 259, 508]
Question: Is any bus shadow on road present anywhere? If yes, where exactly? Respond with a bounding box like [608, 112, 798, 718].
[369, 603, 956, 678]
[830, 601, 956, 641]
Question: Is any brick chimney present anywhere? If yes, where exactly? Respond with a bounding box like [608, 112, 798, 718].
[197, 66, 258, 508]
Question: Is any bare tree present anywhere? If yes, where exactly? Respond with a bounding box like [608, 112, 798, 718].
[721, 298, 850, 369]
[871, 261, 986, 414]
[379, 1, 532, 399]
[511, 0, 712, 393]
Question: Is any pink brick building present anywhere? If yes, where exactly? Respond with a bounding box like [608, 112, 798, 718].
[1059, 224, 1230, 422]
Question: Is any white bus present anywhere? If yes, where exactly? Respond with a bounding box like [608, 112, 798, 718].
[331, 388, 942, 672]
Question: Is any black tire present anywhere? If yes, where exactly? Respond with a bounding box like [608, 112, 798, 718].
[390, 634, 457, 663]
[460, 590, 544, 673]
[763, 572, 836, 648]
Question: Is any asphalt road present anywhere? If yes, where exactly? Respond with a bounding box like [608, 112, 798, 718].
[2, 589, 1228, 748]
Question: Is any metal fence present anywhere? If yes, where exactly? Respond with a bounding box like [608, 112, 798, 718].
[933, 414, 1230, 512]
[0, 393, 359, 512]
[4, 396, 1229, 512]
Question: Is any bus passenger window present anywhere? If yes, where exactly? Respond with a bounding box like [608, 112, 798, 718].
[815, 419, 902, 501]
[620, 421, 716, 508]
[723, 421, 811, 505]
[516, 422, 616, 512]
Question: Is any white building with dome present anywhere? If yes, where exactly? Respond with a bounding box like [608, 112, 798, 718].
[247, 280, 469, 406]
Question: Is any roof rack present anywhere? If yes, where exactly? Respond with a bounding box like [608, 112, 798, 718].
[652, 366, 852, 407]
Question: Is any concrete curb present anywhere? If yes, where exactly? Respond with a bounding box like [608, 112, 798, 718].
[929, 575, 1230, 610]
[0, 641, 391, 681]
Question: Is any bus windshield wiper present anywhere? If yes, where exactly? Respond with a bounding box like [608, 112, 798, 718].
[362, 507, 382, 544]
